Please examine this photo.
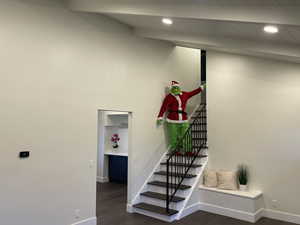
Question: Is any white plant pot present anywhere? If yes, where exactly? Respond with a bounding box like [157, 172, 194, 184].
[239, 184, 248, 191]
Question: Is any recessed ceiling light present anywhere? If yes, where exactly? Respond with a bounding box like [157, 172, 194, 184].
[162, 18, 173, 25]
[264, 25, 279, 34]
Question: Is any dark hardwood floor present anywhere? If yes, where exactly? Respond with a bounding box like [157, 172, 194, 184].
[97, 182, 294, 225]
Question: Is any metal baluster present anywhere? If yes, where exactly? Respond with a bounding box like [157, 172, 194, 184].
[166, 157, 170, 213]
[165, 104, 207, 212]
[171, 153, 173, 209]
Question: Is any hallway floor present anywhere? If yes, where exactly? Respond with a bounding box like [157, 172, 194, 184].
[97, 182, 294, 225]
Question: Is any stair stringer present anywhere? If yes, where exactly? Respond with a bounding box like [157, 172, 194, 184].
[129, 104, 206, 222]
[130, 103, 200, 207]
[130, 150, 169, 206]
[176, 153, 208, 220]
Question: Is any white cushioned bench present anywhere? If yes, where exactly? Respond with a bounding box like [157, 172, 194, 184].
[198, 185, 264, 223]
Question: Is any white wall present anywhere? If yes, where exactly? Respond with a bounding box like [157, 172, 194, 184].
[206, 51, 300, 216]
[0, 1, 200, 225]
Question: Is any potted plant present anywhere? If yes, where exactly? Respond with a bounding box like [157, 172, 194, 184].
[111, 134, 120, 149]
[237, 164, 248, 191]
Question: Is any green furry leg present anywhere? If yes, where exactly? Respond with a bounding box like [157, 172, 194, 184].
[180, 122, 192, 153]
[167, 122, 180, 152]
[167, 122, 190, 153]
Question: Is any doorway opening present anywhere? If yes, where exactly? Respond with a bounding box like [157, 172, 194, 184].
[96, 110, 132, 224]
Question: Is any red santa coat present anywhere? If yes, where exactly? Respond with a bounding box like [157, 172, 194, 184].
[157, 87, 203, 123]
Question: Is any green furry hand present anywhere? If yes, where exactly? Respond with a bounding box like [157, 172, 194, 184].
[157, 119, 164, 126]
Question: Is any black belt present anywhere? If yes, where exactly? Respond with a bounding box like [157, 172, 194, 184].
[169, 110, 187, 115]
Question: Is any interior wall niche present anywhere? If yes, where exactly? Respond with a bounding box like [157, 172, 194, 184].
[104, 112, 129, 155]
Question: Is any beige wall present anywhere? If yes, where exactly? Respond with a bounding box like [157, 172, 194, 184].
[207, 51, 300, 215]
[0, 1, 200, 225]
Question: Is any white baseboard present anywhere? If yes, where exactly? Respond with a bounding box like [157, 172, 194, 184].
[255, 208, 265, 222]
[263, 209, 300, 224]
[97, 176, 109, 183]
[70, 217, 97, 225]
[197, 202, 300, 224]
[198, 202, 263, 223]
[127, 204, 134, 213]
[131, 205, 176, 222]
[179, 203, 201, 220]
[128, 202, 300, 225]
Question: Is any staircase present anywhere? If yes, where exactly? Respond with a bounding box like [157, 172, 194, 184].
[131, 103, 208, 222]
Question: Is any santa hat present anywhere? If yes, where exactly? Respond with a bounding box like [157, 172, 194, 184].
[171, 81, 180, 87]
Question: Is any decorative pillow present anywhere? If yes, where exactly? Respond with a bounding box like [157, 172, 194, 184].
[203, 170, 218, 187]
[217, 170, 238, 190]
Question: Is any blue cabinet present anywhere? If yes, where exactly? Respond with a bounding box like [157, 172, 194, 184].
[108, 155, 128, 183]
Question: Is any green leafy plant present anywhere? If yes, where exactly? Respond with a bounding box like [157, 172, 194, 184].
[237, 164, 248, 185]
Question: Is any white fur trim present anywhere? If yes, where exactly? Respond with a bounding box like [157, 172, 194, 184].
[174, 95, 183, 121]
[166, 118, 188, 123]
[157, 117, 163, 120]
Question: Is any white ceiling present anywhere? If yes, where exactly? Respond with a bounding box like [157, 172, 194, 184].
[109, 14, 300, 46]
[69, 0, 300, 62]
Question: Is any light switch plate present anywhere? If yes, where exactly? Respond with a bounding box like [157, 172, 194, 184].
[89, 160, 95, 168]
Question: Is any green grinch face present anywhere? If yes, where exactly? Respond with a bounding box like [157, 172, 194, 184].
[170, 86, 182, 95]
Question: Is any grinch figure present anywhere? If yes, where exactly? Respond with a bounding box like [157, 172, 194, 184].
[157, 81, 205, 153]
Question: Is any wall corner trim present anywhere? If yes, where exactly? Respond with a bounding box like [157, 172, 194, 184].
[70, 217, 97, 225]
[97, 176, 109, 183]
[180, 203, 201, 220]
[127, 204, 134, 213]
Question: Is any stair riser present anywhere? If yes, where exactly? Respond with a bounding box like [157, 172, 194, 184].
[153, 176, 195, 186]
[154, 173, 197, 179]
[163, 158, 203, 165]
[140, 195, 184, 210]
[161, 159, 207, 168]
[159, 165, 202, 174]
[146, 185, 191, 197]
[163, 153, 208, 164]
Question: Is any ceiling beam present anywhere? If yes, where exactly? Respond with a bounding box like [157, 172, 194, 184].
[135, 28, 300, 63]
[68, 0, 300, 26]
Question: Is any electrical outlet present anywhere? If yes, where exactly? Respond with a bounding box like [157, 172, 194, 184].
[75, 209, 80, 219]
[271, 199, 278, 209]
[89, 160, 95, 168]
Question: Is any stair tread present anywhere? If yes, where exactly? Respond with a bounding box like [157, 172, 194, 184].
[161, 162, 202, 168]
[148, 181, 191, 190]
[133, 202, 178, 216]
[166, 153, 208, 158]
[154, 171, 197, 178]
[140, 191, 185, 202]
